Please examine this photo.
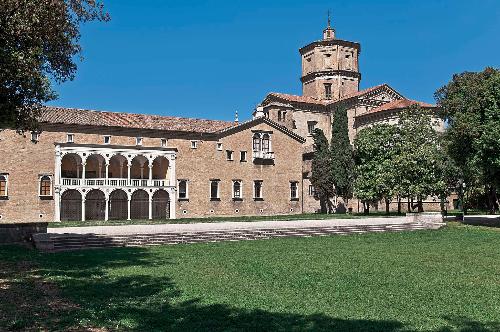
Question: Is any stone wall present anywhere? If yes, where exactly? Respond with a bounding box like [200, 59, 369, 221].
[0, 120, 304, 223]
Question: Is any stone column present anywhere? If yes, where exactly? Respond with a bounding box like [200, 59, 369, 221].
[169, 154, 176, 188]
[54, 146, 62, 222]
[127, 197, 131, 221]
[169, 188, 176, 219]
[82, 162, 86, 186]
[81, 197, 86, 222]
[104, 197, 109, 221]
[148, 195, 153, 220]
[105, 163, 109, 185]
[148, 163, 153, 186]
[127, 162, 131, 186]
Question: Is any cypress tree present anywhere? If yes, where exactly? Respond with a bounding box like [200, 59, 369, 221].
[310, 128, 334, 213]
[330, 105, 355, 206]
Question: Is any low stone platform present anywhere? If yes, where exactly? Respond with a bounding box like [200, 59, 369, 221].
[33, 219, 444, 252]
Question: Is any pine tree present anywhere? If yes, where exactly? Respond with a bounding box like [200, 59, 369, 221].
[330, 105, 355, 206]
[310, 128, 334, 213]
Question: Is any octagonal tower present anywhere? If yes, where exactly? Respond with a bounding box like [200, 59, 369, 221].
[299, 17, 361, 101]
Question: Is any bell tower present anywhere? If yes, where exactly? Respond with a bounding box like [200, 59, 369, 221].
[299, 13, 361, 100]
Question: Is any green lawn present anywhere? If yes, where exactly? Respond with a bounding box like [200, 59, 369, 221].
[49, 212, 403, 228]
[1, 224, 499, 331]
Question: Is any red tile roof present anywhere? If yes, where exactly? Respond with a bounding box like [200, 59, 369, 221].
[362, 99, 435, 116]
[266, 84, 397, 106]
[267, 93, 326, 105]
[39, 106, 235, 133]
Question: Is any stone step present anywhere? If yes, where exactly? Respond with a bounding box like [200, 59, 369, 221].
[34, 222, 443, 252]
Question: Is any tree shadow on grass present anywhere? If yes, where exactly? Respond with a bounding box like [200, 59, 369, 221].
[1, 245, 499, 332]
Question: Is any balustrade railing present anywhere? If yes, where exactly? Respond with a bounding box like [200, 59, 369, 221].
[60, 178, 171, 187]
[252, 151, 275, 160]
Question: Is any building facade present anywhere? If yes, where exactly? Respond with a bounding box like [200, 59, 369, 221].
[0, 18, 447, 223]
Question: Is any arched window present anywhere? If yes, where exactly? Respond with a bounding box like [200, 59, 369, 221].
[233, 181, 242, 199]
[39, 175, 52, 197]
[252, 133, 261, 152]
[0, 175, 8, 197]
[262, 134, 270, 153]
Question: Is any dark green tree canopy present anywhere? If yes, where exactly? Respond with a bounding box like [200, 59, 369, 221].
[310, 128, 334, 213]
[330, 105, 355, 202]
[435, 67, 500, 212]
[0, 0, 109, 132]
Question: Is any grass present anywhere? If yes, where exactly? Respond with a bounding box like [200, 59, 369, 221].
[1, 224, 499, 331]
[48, 211, 404, 228]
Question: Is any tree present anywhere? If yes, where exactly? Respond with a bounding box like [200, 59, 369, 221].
[435, 67, 500, 213]
[310, 128, 334, 213]
[330, 105, 355, 206]
[354, 124, 398, 214]
[393, 105, 449, 212]
[0, 0, 109, 133]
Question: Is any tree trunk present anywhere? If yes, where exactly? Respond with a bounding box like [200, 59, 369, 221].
[487, 186, 497, 214]
[320, 198, 327, 214]
[417, 197, 424, 213]
[397, 196, 401, 215]
[363, 202, 370, 215]
[407, 197, 411, 213]
[385, 198, 390, 215]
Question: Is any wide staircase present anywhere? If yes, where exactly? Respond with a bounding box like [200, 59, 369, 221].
[33, 222, 443, 252]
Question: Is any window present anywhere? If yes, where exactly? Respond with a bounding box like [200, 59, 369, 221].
[191, 140, 198, 149]
[39, 175, 52, 197]
[210, 180, 220, 200]
[232, 180, 242, 199]
[240, 151, 247, 162]
[136, 137, 143, 146]
[67, 134, 74, 143]
[308, 185, 315, 196]
[226, 150, 234, 161]
[262, 134, 270, 153]
[278, 111, 287, 121]
[253, 180, 263, 199]
[217, 142, 222, 151]
[307, 121, 317, 135]
[178, 180, 188, 199]
[0, 174, 8, 197]
[104, 135, 111, 144]
[252, 133, 261, 151]
[161, 138, 167, 147]
[324, 83, 332, 100]
[31, 131, 39, 143]
[290, 181, 299, 200]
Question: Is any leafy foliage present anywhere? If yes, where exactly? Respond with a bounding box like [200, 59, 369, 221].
[435, 67, 500, 213]
[354, 105, 453, 212]
[0, 0, 109, 132]
[330, 105, 355, 203]
[310, 128, 334, 213]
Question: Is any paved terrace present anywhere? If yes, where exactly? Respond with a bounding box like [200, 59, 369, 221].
[49, 217, 414, 235]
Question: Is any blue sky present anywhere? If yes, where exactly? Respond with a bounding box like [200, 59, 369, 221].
[47, 0, 500, 122]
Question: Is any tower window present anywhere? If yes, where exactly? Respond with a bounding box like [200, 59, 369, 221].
[191, 140, 198, 149]
[161, 138, 167, 147]
[104, 135, 111, 144]
[324, 84, 332, 100]
[136, 137, 143, 146]
[67, 134, 74, 143]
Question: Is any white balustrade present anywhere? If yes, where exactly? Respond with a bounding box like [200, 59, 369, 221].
[61, 177, 168, 188]
[252, 151, 275, 160]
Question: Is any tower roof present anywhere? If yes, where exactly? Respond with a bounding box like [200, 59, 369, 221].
[323, 10, 335, 40]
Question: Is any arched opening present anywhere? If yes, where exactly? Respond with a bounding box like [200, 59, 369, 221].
[60, 189, 82, 221]
[130, 189, 149, 219]
[61, 153, 82, 178]
[109, 189, 128, 220]
[39, 175, 52, 196]
[252, 133, 261, 152]
[130, 155, 149, 186]
[152, 156, 169, 186]
[85, 154, 106, 179]
[85, 189, 105, 220]
[262, 134, 270, 153]
[152, 190, 169, 219]
[108, 154, 128, 186]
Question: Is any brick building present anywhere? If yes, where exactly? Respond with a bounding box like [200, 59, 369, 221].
[0, 18, 445, 223]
